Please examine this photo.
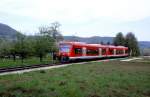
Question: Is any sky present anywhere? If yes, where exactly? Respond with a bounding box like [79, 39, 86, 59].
[0, 0, 150, 41]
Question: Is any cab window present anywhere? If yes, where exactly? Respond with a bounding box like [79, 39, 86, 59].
[59, 44, 71, 52]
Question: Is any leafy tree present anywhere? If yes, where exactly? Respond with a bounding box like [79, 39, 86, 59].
[125, 32, 140, 56]
[24, 37, 37, 56]
[113, 32, 125, 46]
[0, 40, 11, 58]
[9, 40, 17, 61]
[14, 33, 31, 62]
[33, 35, 56, 62]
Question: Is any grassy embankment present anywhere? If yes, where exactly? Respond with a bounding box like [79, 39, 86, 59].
[0, 56, 53, 68]
[0, 59, 150, 97]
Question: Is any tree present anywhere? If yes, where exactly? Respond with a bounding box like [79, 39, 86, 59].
[9, 40, 17, 61]
[125, 32, 140, 56]
[33, 35, 56, 62]
[0, 40, 11, 58]
[113, 32, 125, 46]
[50, 22, 63, 41]
[39, 22, 63, 42]
[14, 33, 31, 63]
[24, 37, 37, 57]
[37, 22, 63, 62]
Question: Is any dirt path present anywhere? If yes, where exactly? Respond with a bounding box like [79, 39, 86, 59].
[121, 57, 143, 61]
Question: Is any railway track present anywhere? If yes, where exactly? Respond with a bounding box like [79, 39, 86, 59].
[0, 60, 86, 74]
[0, 63, 62, 73]
[0, 57, 127, 75]
[0, 59, 94, 74]
[0, 59, 97, 74]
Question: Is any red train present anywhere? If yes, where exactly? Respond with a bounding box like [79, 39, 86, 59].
[56, 41, 128, 62]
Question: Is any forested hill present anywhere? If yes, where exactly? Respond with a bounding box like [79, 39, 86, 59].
[64, 36, 114, 44]
[139, 41, 150, 49]
[0, 23, 18, 40]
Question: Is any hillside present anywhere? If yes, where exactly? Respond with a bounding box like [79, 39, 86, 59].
[0, 23, 149, 49]
[64, 36, 114, 44]
[0, 23, 18, 39]
[138, 41, 150, 49]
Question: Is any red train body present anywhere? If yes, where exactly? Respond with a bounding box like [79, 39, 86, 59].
[57, 42, 128, 62]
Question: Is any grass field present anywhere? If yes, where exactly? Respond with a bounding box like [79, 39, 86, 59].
[0, 56, 53, 68]
[0, 60, 150, 97]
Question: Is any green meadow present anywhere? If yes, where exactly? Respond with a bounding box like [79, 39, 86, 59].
[0, 56, 53, 68]
[0, 59, 150, 97]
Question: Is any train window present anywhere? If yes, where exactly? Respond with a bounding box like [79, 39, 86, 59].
[102, 49, 106, 55]
[116, 50, 123, 54]
[116, 50, 119, 54]
[121, 50, 123, 54]
[86, 49, 99, 55]
[125, 50, 128, 54]
[109, 49, 114, 54]
[59, 44, 71, 52]
[74, 48, 82, 54]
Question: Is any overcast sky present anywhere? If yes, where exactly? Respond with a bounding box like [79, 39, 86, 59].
[0, 0, 150, 41]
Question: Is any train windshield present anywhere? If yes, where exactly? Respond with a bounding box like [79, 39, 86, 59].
[59, 44, 71, 52]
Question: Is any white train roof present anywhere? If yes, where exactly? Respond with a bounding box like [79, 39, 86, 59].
[59, 41, 128, 49]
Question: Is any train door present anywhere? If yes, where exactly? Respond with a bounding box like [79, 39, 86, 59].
[106, 48, 109, 57]
[82, 47, 86, 56]
[114, 49, 116, 55]
[99, 48, 102, 56]
[123, 49, 126, 55]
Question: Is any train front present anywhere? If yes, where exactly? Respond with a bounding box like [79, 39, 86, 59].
[57, 42, 72, 62]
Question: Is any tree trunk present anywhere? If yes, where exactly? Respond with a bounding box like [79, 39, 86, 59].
[40, 54, 43, 62]
[21, 56, 23, 63]
[130, 49, 132, 57]
[21, 53, 24, 63]
[13, 54, 16, 61]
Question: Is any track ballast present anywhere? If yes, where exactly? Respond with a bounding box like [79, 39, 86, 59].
[0, 63, 63, 73]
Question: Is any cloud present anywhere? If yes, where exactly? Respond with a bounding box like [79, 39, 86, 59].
[0, 0, 150, 41]
[1, 0, 150, 22]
